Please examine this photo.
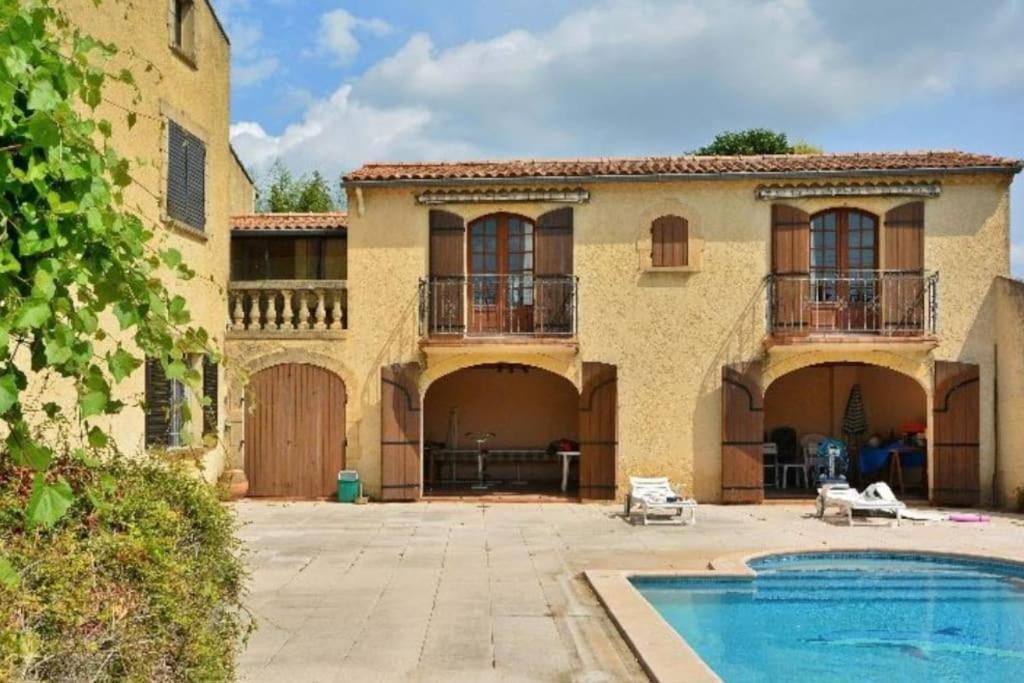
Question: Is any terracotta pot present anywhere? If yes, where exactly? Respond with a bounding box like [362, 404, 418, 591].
[222, 469, 249, 500]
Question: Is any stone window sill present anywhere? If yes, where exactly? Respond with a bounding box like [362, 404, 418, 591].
[163, 215, 208, 243]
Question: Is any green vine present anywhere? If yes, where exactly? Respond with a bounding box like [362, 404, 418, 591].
[0, 0, 212, 528]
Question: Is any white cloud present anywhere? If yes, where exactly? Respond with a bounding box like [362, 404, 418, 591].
[1012, 243, 1024, 278]
[233, 56, 280, 87]
[317, 9, 393, 64]
[232, 0, 1024, 177]
[230, 85, 475, 176]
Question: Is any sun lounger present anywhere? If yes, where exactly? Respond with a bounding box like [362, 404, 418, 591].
[625, 476, 697, 525]
[818, 482, 906, 526]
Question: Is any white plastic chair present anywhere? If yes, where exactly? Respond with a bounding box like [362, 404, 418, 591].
[801, 433, 828, 488]
[624, 476, 698, 525]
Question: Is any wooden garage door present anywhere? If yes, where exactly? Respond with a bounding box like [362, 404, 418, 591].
[721, 362, 764, 504]
[245, 364, 347, 498]
[932, 361, 980, 506]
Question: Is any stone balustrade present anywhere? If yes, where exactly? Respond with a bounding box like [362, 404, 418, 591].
[228, 280, 347, 335]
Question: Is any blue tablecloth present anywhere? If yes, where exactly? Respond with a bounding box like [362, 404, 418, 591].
[858, 442, 926, 475]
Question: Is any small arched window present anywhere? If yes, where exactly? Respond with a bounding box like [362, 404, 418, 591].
[651, 215, 688, 267]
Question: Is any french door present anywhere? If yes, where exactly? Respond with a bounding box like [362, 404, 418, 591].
[468, 214, 535, 335]
[810, 209, 879, 332]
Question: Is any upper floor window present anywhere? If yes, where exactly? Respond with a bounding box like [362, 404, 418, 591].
[810, 209, 877, 274]
[231, 235, 347, 280]
[166, 119, 206, 231]
[651, 215, 689, 267]
[171, 0, 196, 61]
[810, 208, 878, 303]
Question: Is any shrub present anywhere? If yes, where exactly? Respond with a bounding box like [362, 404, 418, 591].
[0, 456, 250, 681]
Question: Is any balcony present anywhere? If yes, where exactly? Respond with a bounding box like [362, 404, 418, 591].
[419, 275, 578, 341]
[228, 280, 347, 337]
[767, 270, 938, 341]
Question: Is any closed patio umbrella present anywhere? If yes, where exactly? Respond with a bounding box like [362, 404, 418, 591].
[842, 383, 867, 443]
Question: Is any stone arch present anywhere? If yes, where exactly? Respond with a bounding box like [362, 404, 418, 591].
[763, 348, 931, 396]
[420, 352, 580, 395]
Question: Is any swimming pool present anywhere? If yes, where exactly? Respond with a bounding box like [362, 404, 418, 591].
[633, 552, 1024, 682]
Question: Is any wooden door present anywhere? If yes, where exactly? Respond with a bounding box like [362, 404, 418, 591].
[771, 204, 810, 333]
[245, 364, 347, 498]
[579, 363, 617, 500]
[381, 363, 421, 501]
[932, 361, 980, 506]
[429, 209, 465, 335]
[468, 214, 535, 335]
[721, 363, 764, 504]
[883, 201, 926, 333]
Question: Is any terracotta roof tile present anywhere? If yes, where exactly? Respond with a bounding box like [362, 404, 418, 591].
[230, 213, 347, 232]
[345, 151, 1023, 183]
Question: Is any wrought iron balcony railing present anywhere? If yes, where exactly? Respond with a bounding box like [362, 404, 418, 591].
[419, 274, 578, 338]
[229, 280, 347, 334]
[767, 270, 938, 337]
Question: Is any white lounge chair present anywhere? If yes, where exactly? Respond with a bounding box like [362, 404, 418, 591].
[817, 482, 905, 526]
[625, 477, 697, 525]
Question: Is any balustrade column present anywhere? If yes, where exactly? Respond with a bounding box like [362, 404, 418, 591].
[329, 290, 343, 330]
[246, 290, 260, 331]
[263, 291, 278, 331]
[314, 289, 327, 330]
[231, 292, 245, 330]
[280, 290, 294, 331]
[296, 291, 310, 330]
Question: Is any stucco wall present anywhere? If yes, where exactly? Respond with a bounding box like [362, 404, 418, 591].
[227, 171, 1013, 503]
[995, 276, 1024, 509]
[229, 149, 257, 214]
[52, 0, 243, 480]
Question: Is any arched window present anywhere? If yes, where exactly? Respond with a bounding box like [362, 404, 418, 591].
[651, 215, 688, 267]
[810, 208, 878, 305]
[468, 213, 535, 332]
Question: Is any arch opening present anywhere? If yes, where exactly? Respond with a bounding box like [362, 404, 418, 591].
[422, 362, 580, 498]
[763, 361, 928, 500]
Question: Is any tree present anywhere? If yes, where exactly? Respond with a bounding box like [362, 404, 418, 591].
[0, 1, 211, 527]
[791, 140, 824, 155]
[259, 161, 341, 212]
[695, 129, 800, 155]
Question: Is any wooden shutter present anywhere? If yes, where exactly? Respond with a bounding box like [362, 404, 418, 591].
[579, 363, 617, 500]
[166, 121, 188, 226]
[883, 202, 925, 333]
[770, 204, 811, 333]
[536, 208, 574, 333]
[428, 210, 465, 335]
[651, 215, 688, 267]
[721, 363, 764, 503]
[166, 119, 205, 231]
[186, 133, 206, 230]
[932, 361, 980, 506]
[145, 358, 171, 448]
[381, 363, 421, 501]
[202, 356, 218, 437]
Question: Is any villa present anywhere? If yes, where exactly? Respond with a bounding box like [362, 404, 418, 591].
[224, 152, 1024, 508]
[53, 1, 1024, 512]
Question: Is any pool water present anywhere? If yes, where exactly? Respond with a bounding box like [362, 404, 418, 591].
[633, 552, 1024, 682]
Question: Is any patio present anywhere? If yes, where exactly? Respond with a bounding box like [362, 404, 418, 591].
[236, 501, 1024, 682]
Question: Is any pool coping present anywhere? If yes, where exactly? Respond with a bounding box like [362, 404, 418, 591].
[584, 547, 1024, 683]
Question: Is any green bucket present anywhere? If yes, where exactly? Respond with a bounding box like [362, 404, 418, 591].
[337, 470, 360, 503]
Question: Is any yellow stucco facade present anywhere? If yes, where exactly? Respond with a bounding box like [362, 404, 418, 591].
[49, 0, 252, 479]
[224, 169, 1020, 506]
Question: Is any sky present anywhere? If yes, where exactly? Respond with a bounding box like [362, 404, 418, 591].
[213, 0, 1024, 276]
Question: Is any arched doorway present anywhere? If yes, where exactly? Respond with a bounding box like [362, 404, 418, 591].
[763, 362, 927, 498]
[245, 363, 347, 498]
[422, 363, 581, 497]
